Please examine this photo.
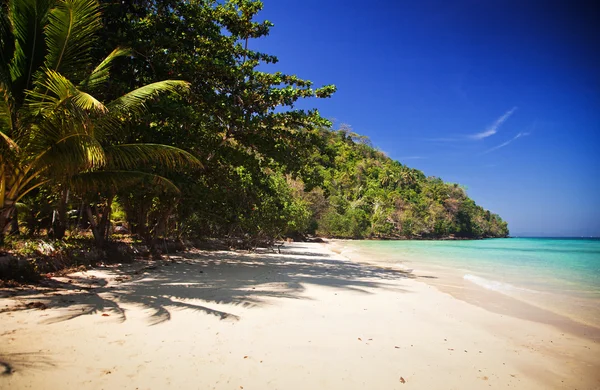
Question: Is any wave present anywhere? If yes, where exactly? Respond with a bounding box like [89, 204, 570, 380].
[463, 274, 538, 294]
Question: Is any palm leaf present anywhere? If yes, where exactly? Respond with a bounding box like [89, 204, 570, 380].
[104, 144, 203, 171]
[79, 47, 131, 91]
[44, 0, 101, 80]
[25, 69, 106, 115]
[0, 0, 15, 85]
[0, 83, 15, 136]
[71, 170, 180, 195]
[24, 117, 106, 175]
[0, 83, 18, 168]
[8, 0, 53, 98]
[105, 80, 190, 118]
[97, 80, 189, 141]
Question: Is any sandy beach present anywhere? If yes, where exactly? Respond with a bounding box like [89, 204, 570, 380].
[1, 242, 599, 390]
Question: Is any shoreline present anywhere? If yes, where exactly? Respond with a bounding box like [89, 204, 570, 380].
[327, 239, 600, 339]
[1, 242, 599, 389]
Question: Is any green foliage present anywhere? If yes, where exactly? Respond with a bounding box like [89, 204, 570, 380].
[1, 0, 508, 255]
[0, 0, 200, 246]
[308, 127, 509, 239]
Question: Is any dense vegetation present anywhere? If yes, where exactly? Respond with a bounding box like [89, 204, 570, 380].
[301, 127, 508, 239]
[0, 0, 508, 260]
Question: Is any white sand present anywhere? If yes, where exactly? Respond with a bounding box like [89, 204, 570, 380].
[1, 242, 599, 389]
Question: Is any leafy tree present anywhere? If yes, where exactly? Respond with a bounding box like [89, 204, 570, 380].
[0, 0, 200, 246]
[91, 0, 335, 242]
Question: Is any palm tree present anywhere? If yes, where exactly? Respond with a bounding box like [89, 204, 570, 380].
[0, 0, 201, 245]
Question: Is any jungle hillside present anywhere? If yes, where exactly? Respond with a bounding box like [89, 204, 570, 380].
[0, 0, 508, 271]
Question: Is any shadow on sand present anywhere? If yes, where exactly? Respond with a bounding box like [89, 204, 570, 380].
[1, 248, 415, 327]
[0, 352, 55, 376]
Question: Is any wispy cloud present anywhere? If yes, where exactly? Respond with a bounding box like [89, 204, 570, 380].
[469, 107, 517, 140]
[482, 132, 530, 154]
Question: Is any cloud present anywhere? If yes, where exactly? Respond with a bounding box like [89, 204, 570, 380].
[470, 107, 517, 140]
[482, 132, 530, 154]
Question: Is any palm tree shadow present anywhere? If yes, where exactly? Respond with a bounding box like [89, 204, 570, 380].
[3, 247, 414, 325]
[0, 352, 56, 376]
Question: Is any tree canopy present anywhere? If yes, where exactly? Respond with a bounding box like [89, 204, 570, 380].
[0, 0, 508, 252]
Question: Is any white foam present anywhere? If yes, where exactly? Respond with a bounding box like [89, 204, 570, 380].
[464, 274, 538, 294]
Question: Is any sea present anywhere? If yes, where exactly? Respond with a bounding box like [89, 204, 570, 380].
[336, 238, 600, 330]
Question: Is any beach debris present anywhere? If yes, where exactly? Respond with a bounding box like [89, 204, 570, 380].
[358, 338, 362, 341]
[399, 377, 406, 383]
[102, 313, 110, 317]
[394, 346, 400, 349]
[26, 302, 47, 310]
[244, 356, 248, 359]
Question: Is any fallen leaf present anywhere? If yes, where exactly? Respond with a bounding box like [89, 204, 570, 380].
[244, 356, 248, 359]
[400, 377, 406, 383]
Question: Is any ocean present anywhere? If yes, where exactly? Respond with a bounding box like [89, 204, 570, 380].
[337, 238, 600, 329]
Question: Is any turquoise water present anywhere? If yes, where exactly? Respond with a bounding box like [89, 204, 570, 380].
[339, 238, 600, 326]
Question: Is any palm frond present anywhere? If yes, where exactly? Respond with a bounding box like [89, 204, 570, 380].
[7, 0, 53, 97]
[0, 1, 15, 85]
[0, 83, 15, 136]
[105, 80, 190, 118]
[25, 69, 106, 114]
[104, 143, 202, 171]
[79, 47, 131, 90]
[28, 129, 106, 176]
[0, 83, 18, 166]
[44, 0, 102, 80]
[71, 170, 180, 195]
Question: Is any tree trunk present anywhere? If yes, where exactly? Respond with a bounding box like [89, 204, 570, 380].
[86, 196, 114, 248]
[9, 207, 19, 236]
[0, 202, 15, 247]
[52, 188, 69, 239]
[149, 204, 175, 256]
[101, 196, 113, 243]
[85, 205, 104, 248]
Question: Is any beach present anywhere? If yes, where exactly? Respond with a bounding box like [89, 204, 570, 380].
[1, 242, 599, 390]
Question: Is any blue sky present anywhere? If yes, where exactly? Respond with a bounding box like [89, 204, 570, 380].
[252, 0, 600, 237]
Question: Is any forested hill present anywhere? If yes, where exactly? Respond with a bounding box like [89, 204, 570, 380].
[294, 127, 509, 239]
[0, 0, 507, 251]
